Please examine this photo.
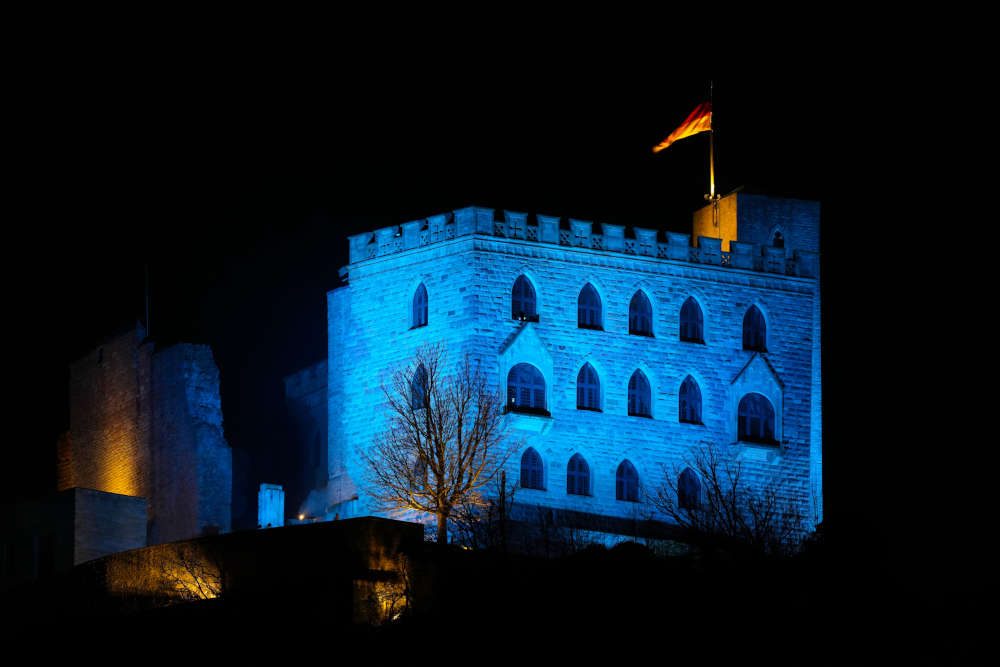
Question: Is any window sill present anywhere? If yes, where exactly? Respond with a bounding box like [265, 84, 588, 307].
[505, 411, 553, 434]
[679, 419, 704, 426]
[738, 438, 779, 447]
[578, 324, 604, 331]
[742, 347, 768, 353]
[734, 440, 784, 463]
[567, 492, 592, 498]
[628, 331, 655, 338]
[409, 323, 428, 330]
[512, 313, 540, 323]
[505, 406, 550, 417]
[680, 338, 705, 345]
[576, 406, 602, 413]
[518, 486, 547, 493]
[628, 413, 653, 419]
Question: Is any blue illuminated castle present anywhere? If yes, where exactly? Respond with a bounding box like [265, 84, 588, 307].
[287, 191, 822, 541]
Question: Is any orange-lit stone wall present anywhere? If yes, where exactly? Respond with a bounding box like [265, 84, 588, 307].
[60, 328, 151, 499]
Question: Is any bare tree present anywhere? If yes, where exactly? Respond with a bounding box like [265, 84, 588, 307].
[362, 345, 517, 543]
[452, 469, 519, 551]
[648, 443, 806, 557]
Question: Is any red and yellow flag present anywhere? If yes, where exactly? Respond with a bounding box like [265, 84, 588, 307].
[652, 102, 712, 153]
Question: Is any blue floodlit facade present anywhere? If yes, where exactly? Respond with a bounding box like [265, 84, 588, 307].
[303, 192, 822, 536]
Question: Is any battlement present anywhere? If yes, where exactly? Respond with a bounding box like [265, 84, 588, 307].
[346, 206, 818, 278]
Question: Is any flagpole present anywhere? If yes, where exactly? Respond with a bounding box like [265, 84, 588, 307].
[705, 81, 720, 228]
[709, 125, 715, 199]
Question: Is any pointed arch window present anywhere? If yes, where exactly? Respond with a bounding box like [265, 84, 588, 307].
[411, 283, 428, 328]
[567, 454, 590, 496]
[679, 297, 703, 343]
[678, 468, 701, 510]
[679, 376, 702, 424]
[576, 363, 601, 411]
[628, 370, 652, 418]
[738, 393, 776, 444]
[743, 305, 767, 352]
[512, 275, 537, 321]
[616, 460, 639, 502]
[578, 283, 603, 330]
[520, 448, 544, 490]
[507, 363, 547, 414]
[410, 364, 428, 410]
[629, 291, 653, 336]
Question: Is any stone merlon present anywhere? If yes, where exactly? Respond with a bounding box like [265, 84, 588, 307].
[343, 205, 819, 280]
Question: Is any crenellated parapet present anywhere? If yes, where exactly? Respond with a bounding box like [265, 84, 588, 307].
[347, 206, 818, 278]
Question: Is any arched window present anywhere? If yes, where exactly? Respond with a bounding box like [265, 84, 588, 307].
[410, 364, 428, 409]
[567, 454, 590, 496]
[742, 305, 767, 352]
[679, 297, 704, 343]
[679, 376, 702, 424]
[520, 448, 544, 490]
[629, 291, 653, 336]
[507, 363, 546, 414]
[576, 363, 601, 411]
[616, 460, 639, 502]
[678, 468, 701, 510]
[511, 275, 537, 321]
[738, 393, 776, 444]
[628, 370, 652, 417]
[411, 283, 428, 328]
[578, 283, 602, 329]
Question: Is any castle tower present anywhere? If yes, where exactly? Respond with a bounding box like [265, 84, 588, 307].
[57, 325, 233, 546]
[320, 199, 822, 536]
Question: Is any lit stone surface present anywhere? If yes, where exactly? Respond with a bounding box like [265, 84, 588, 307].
[314, 196, 821, 533]
[258, 483, 285, 528]
[60, 326, 232, 545]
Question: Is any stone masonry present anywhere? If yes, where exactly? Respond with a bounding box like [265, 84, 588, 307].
[294, 193, 821, 535]
[57, 325, 232, 545]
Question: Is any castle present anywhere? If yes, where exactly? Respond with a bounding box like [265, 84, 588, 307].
[290, 190, 822, 537]
[2, 189, 821, 587]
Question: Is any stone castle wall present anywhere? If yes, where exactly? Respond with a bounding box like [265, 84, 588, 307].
[58, 328, 231, 545]
[150, 344, 231, 544]
[327, 202, 822, 529]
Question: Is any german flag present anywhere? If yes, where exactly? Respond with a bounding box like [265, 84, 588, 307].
[652, 102, 712, 153]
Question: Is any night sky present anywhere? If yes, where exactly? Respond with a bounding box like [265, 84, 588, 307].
[6, 45, 985, 594]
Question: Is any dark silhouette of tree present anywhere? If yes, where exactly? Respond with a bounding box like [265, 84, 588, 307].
[363, 345, 516, 543]
[648, 443, 807, 557]
[452, 469, 518, 551]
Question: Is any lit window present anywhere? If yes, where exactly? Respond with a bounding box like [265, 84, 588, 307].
[616, 460, 639, 502]
[412, 283, 428, 328]
[512, 275, 537, 321]
[738, 393, 776, 444]
[577, 283, 602, 330]
[567, 454, 590, 496]
[520, 448, 544, 490]
[628, 370, 652, 417]
[679, 297, 703, 343]
[629, 291, 653, 336]
[678, 468, 701, 510]
[679, 376, 702, 424]
[576, 363, 601, 411]
[507, 363, 547, 415]
[742, 305, 767, 352]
